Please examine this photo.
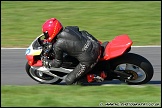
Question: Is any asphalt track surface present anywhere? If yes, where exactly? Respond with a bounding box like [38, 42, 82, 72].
[1, 46, 161, 86]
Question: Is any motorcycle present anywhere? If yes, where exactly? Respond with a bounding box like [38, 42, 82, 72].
[25, 33, 154, 85]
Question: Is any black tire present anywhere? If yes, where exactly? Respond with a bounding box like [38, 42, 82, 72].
[25, 62, 62, 84]
[110, 53, 154, 85]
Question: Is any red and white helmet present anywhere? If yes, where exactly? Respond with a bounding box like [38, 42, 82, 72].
[42, 18, 63, 42]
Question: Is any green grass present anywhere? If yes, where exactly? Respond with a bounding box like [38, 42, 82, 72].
[1, 1, 161, 47]
[1, 85, 161, 107]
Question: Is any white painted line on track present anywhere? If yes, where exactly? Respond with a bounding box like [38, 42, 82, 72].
[1, 48, 27, 49]
[132, 46, 161, 47]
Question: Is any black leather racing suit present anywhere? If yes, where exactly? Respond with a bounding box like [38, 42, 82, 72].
[50, 26, 101, 85]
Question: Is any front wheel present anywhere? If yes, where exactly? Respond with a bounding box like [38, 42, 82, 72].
[25, 62, 63, 84]
[110, 53, 154, 85]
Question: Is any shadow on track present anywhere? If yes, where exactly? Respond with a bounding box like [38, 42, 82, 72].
[55, 80, 161, 86]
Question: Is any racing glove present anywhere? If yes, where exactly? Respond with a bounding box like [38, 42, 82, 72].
[42, 57, 51, 68]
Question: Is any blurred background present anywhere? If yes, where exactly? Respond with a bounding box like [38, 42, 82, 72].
[1, 1, 161, 47]
[1, 1, 161, 107]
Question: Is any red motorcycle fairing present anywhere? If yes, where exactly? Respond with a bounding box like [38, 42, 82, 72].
[100, 34, 133, 61]
[26, 55, 42, 66]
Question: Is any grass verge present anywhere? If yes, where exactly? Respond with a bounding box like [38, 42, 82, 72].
[1, 1, 161, 47]
[1, 84, 161, 107]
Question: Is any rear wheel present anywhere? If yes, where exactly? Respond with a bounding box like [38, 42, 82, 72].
[110, 53, 154, 85]
[25, 62, 63, 84]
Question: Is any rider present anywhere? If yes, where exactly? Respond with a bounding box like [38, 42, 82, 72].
[42, 18, 103, 85]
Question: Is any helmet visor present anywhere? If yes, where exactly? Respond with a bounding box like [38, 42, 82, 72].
[43, 31, 49, 39]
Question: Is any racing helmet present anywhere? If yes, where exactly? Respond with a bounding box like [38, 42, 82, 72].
[42, 18, 63, 42]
